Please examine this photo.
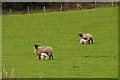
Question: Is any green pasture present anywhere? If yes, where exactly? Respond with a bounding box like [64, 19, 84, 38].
[2, 7, 118, 78]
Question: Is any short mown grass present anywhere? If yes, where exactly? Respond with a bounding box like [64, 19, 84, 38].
[2, 7, 118, 78]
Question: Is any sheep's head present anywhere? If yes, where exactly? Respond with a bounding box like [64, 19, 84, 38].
[34, 45, 39, 49]
[78, 34, 83, 37]
[34, 45, 39, 53]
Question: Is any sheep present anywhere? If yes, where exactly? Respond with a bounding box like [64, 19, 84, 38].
[80, 38, 89, 44]
[78, 33, 93, 44]
[41, 53, 49, 60]
[34, 45, 53, 60]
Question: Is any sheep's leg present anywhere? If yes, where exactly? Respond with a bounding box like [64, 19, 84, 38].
[51, 55, 53, 59]
[48, 55, 53, 60]
[90, 38, 93, 44]
[39, 55, 41, 60]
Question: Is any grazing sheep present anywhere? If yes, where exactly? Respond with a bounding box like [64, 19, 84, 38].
[78, 33, 93, 44]
[34, 45, 53, 60]
[80, 39, 89, 44]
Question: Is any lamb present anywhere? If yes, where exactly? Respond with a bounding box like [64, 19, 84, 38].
[41, 53, 49, 60]
[34, 45, 53, 60]
[78, 33, 93, 44]
[80, 38, 89, 44]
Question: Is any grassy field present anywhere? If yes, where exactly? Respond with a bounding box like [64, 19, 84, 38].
[2, 7, 118, 78]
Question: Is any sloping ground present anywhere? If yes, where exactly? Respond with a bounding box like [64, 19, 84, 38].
[2, 7, 118, 78]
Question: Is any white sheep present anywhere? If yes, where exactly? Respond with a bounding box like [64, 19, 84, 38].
[41, 53, 49, 60]
[78, 33, 93, 44]
[80, 38, 89, 44]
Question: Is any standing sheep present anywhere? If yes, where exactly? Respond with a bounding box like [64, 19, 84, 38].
[34, 45, 53, 60]
[78, 33, 93, 44]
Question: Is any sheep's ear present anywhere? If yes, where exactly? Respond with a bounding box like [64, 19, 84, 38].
[34, 45, 38, 47]
[78, 34, 82, 35]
